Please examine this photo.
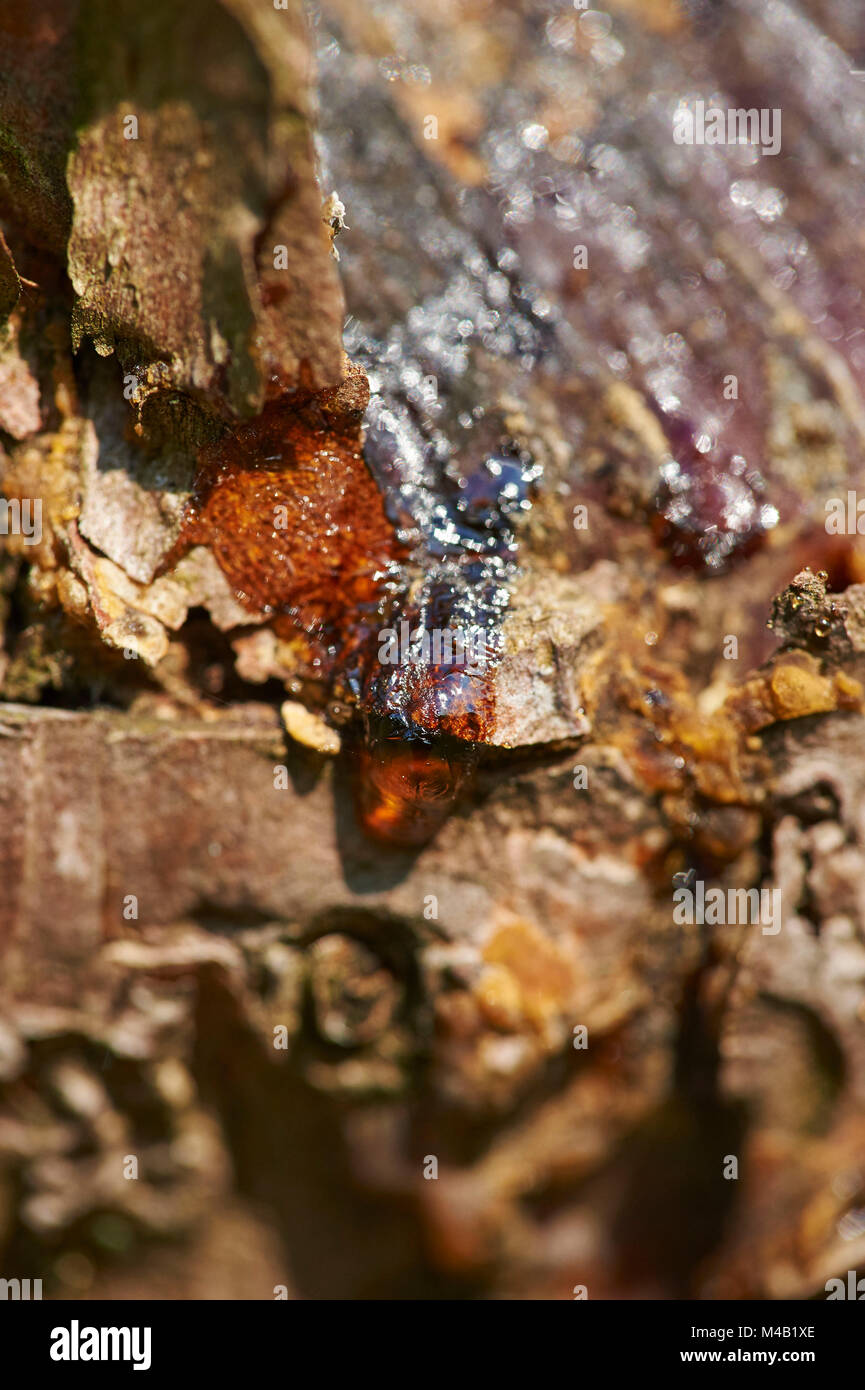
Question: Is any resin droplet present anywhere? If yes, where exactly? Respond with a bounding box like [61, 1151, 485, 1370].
[354, 736, 472, 848]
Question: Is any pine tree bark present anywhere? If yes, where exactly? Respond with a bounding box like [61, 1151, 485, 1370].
[2, 0, 865, 1301]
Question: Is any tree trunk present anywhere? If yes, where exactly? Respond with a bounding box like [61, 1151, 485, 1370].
[2, 0, 865, 1300]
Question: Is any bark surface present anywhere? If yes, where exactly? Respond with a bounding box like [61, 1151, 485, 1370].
[1, 0, 865, 1300]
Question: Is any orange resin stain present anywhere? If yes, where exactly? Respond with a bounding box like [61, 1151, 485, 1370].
[167, 363, 405, 673]
[163, 362, 493, 847]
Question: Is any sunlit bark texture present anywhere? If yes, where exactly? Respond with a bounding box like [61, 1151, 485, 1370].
[2, 0, 865, 1299]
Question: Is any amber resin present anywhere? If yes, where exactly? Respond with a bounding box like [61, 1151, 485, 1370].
[161, 363, 501, 846]
[165, 363, 405, 682]
[353, 727, 474, 849]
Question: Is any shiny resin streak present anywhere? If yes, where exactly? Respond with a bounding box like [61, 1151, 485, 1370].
[163, 364, 495, 847]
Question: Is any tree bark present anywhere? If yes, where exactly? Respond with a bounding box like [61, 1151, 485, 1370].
[2, 0, 865, 1301]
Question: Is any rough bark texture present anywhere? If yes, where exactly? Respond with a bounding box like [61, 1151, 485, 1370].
[2, 0, 865, 1301]
[1, 698, 864, 1299]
